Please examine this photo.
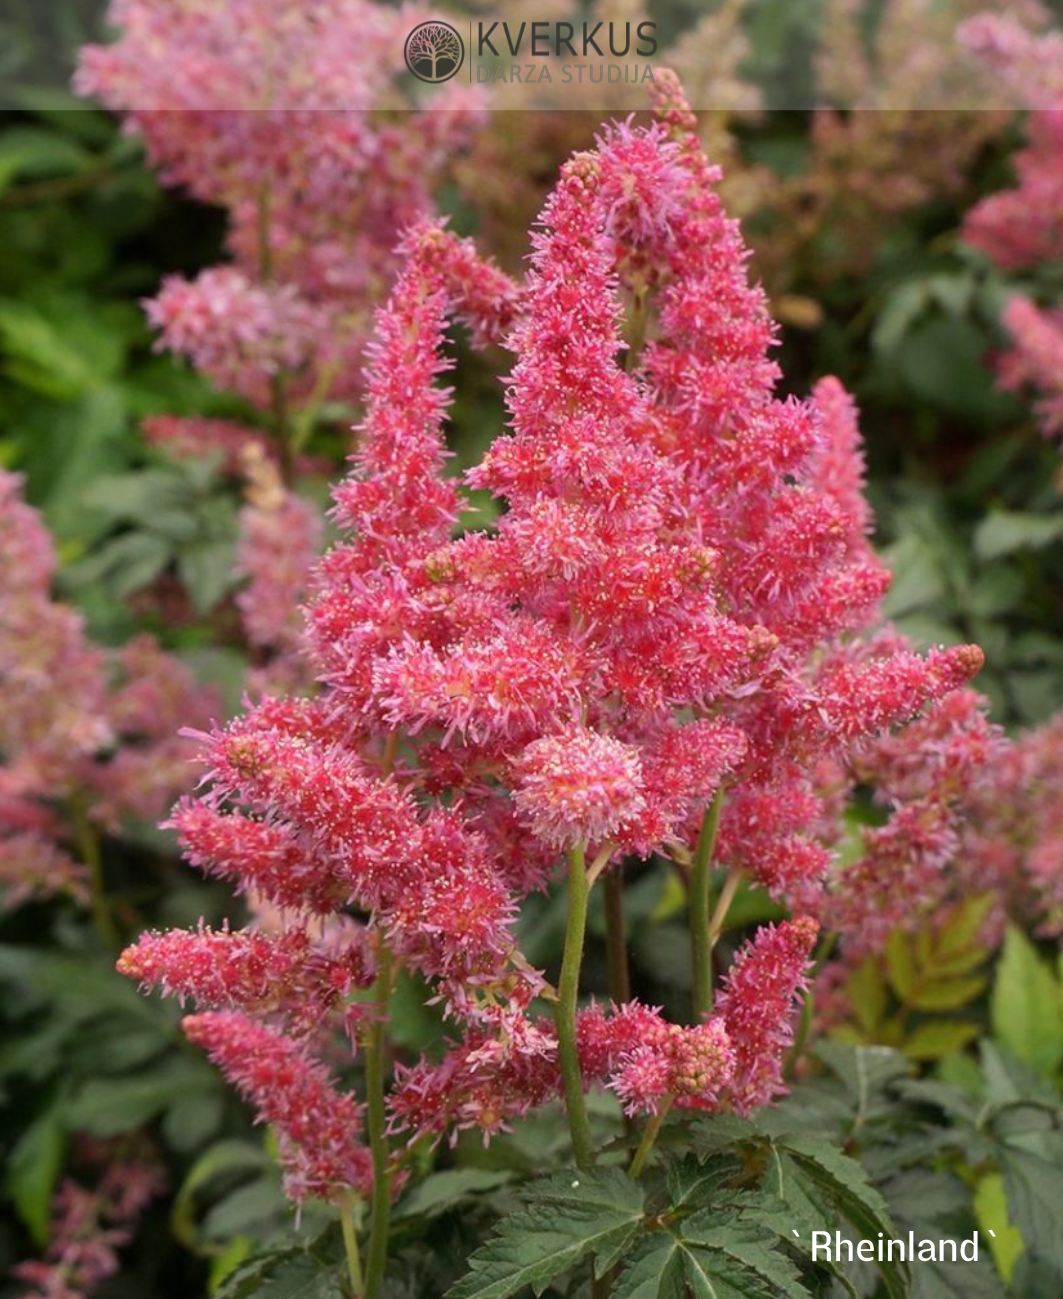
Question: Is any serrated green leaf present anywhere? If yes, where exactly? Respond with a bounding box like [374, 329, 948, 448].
[212, 1247, 345, 1299]
[775, 1136, 907, 1299]
[682, 1219, 810, 1299]
[691, 1114, 765, 1156]
[395, 1169, 512, 1221]
[445, 1168, 645, 1299]
[742, 1198, 857, 1298]
[613, 1233, 684, 1299]
[999, 1144, 1063, 1282]
[990, 927, 1063, 1074]
[665, 1155, 744, 1211]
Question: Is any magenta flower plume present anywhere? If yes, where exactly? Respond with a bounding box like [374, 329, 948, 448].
[119, 73, 987, 1195]
[182, 1012, 372, 1203]
[716, 917, 819, 1112]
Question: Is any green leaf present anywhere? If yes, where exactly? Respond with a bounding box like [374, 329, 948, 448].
[845, 958, 886, 1035]
[66, 1060, 216, 1136]
[179, 538, 237, 614]
[212, 1247, 345, 1299]
[0, 304, 89, 396]
[973, 1174, 1022, 1282]
[974, 511, 1063, 561]
[682, 1219, 811, 1299]
[903, 1021, 980, 1061]
[5, 1105, 67, 1244]
[172, 1140, 274, 1250]
[445, 1168, 645, 1299]
[774, 1136, 907, 1299]
[990, 927, 1063, 1074]
[395, 1169, 512, 1221]
[999, 1144, 1063, 1281]
[909, 977, 986, 1013]
[812, 1042, 910, 1124]
[884, 932, 915, 1001]
[613, 1234, 684, 1299]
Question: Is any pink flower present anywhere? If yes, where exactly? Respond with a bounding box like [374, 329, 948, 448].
[716, 918, 819, 1112]
[183, 1012, 372, 1202]
[512, 726, 645, 850]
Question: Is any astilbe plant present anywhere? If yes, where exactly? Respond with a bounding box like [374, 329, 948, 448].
[76, 0, 485, 684]
[960, 12, 1063, 443]
[118, 75, 985, 1297]
[11, 1139, 165, 1299]
[0, 469, 216, 934]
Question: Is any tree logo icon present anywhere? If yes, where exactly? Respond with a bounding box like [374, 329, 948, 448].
[404, 21, 465, 83]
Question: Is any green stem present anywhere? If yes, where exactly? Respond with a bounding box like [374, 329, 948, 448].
[708, 868, 742, 950]
[340, 1194, 364, 1298]
[690, 790, 724, 1021]
[71, 799, 120, 952]
[629, 1098, 672, 1179]
[555, 844, 595, 1171]
[603, 867, 630, 1007]
[363, 945, 394, 1299]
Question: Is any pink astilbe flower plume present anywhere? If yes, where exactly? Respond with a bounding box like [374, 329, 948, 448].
[183, 1012, 372, 1203]
[12, 1139, 165, 1299]
[716, 917, 819, 1112]
[0, 470, 216, 912]
[960, 15, 1063, 444]
[120, 74, 986, 1209]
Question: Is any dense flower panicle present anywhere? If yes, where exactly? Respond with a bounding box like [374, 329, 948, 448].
[962, 712, 1063, 937]
[145, 269, 322, 408]
[235, 446, 323, 689]
[118, 924, 373, 1032]
[807, 377, 876, 554]
[78, 0, 483, 413]
[0, 471, 215, 910]
[959, 13, 1063, 109]
[182, 1012, 372, 1202]
[715, 918, 819, 1112]
[0, 827, 88, 912]
[611, 1019, 735, 1116]
[996, 297, 1063, 440]
[511, 726, 645, 849]
[123, 74, 987, 1176]
[167, 800, 344, 915]
[12, 1140, 164, 1299]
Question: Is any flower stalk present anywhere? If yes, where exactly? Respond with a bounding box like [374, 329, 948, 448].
[555, 844, 595, 1171]
[363, 943, 394, 1299]
[690, 790, 724, 1020]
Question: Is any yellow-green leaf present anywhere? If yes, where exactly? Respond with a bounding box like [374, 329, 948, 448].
[903, 1021, 980, 1061]
[973, 1174, 1022, 1282]
[909, 975, 987, 1012]
[885, 931, 916, 1001]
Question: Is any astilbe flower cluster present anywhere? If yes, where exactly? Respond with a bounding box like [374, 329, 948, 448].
[120, 76, 984, 1211]
[960, 12, 1063, 442]
[0, 470, 216, 912]
[11, 1139, 164, 1299]
[77, 0, 488, 680]
[77, 0, 481, 413]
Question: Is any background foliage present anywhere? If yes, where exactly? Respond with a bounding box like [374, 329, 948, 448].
[2, 2, 1063, 1298]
